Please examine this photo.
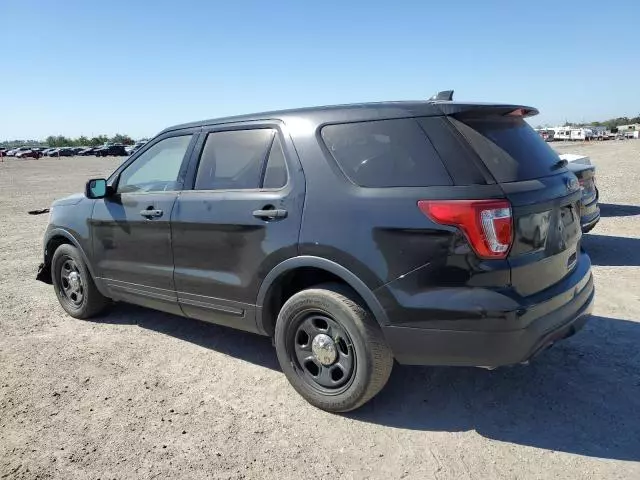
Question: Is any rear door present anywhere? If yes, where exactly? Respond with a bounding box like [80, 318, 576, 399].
[171, 122, 304, 332]
[448, 115, 583, 296]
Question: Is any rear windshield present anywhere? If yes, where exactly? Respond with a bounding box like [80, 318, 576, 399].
[450, 116, 564, 182]
[321, 118, 453, 188]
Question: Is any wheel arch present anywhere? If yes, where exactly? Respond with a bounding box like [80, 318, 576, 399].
[256, 256, 389, 336]
[43, 228, 102, 292]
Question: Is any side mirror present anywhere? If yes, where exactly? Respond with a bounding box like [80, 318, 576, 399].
[85, 178, 109, 199]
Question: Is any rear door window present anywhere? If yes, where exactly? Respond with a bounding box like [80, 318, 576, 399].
[321, 119, 453, 188]
[450, 116, 564, 182]
[194, 129, 274, 190]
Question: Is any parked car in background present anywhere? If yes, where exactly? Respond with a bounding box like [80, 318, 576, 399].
[568, 162, 599, 232]
[41, 148, 55, 156]
[126, 140, 148, 155]
[6, 146, 32, 156]
[78, 147, 98, 156]
[95, 144, 127, 157]
[59, 147, 75, 157]
[37, 93, 594, 412]
[47, 147, 74, 157]
[16, 149, 43, 159]
[559, 154, 600, 232]
[536, 129, 555, 142]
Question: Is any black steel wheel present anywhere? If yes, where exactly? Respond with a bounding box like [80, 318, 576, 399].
[275, 283, 393, 412]
[289, 312, 355, 393]
[51, 244, 109, 319]
[58, 256, 85, 308]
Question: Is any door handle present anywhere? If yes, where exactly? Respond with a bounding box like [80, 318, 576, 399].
[252, 207, 288, 220]
[140, 208, 163, 218]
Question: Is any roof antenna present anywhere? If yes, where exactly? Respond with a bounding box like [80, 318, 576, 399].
[428, 90, 454, 101]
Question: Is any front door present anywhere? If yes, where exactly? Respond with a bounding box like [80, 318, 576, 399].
[91, 132, 197, 315]
[171, 123, 304, 332]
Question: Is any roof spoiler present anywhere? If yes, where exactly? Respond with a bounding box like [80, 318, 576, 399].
[428, 90, 454, 101]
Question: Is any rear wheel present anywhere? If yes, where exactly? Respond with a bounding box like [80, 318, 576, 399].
[274, 283, 393, 412]
[51, 244, 109, 319]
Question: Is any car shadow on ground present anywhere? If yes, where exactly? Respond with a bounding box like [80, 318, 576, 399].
[582, 234, 640, 266]
[598, 202, 640, 217]
[91, 303, 640, 461]
[348, 314, 640, 461]
[93, 303, 280, 371]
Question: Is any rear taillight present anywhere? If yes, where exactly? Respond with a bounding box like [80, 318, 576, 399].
[418, 199, 513, 259]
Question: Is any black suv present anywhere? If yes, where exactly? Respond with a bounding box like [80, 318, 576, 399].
[37, 93, 594, 412]
[95, 144, 127, 157]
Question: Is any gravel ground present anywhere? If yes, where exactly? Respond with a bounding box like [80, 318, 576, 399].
[1, 142, 639, 479]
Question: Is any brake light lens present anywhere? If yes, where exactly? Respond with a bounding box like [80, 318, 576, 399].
[418, 199, 513, 259]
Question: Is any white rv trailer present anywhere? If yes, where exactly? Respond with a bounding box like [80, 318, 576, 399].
[550, 126, 595, 141]
[570, 128, 594, 141]
[550, 127, 571, 140]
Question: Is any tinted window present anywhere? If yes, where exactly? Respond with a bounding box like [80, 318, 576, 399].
[195, 129, 274, 190]
[419, 117, 487, 185]
[450, 117, 564, 182]
[118, 135, 192, 193]
[262, 135, 288, 189]
[321, 119, 453, 188]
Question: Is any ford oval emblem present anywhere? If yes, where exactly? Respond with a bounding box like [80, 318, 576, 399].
[566, 176, 579, 192]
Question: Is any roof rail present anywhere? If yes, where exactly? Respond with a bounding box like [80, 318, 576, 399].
[428, 90, 454, 101]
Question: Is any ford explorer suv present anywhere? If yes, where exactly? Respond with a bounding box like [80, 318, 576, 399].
[36, 92, 594, 412]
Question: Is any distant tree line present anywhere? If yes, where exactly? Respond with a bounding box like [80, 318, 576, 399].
[537, 114, 640, 131]
[1, 133, 141, 148]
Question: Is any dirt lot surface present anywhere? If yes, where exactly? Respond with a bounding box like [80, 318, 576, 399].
[1, 141, 640, 479]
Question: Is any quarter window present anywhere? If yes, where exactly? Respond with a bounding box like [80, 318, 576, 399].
[262, 135, 288, 189]
[117, 135, 192, 193]
[321, 119, 453, 188]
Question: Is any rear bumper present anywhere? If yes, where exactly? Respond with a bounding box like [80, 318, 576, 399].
[382, 278, 593, 366]
[378, 253, 594, 367]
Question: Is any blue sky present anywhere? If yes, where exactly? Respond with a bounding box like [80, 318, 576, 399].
[1, 0, 639, 140]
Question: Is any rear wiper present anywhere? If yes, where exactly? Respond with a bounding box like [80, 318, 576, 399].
[552, 158, 568, 170]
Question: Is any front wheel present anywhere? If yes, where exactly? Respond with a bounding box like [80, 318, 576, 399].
[274, 283, 393, 412]
[51, 244, 109, 319]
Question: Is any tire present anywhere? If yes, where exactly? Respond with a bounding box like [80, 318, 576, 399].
[51, 244, 109, 319]
[274, 283, 393, 412]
